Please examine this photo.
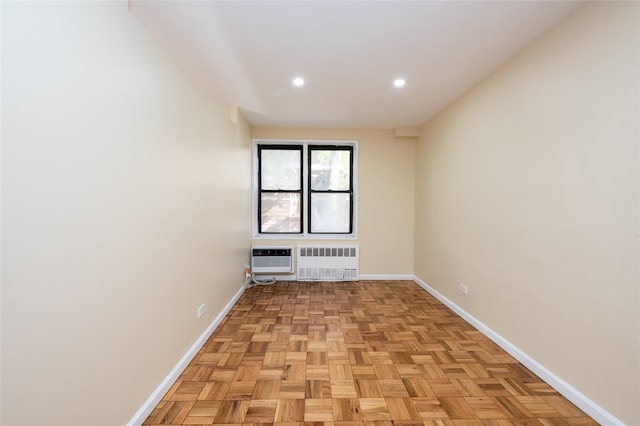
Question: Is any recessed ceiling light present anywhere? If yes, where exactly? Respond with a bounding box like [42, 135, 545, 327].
[293, 77, 305, 87]
[393, 78, 406, 88]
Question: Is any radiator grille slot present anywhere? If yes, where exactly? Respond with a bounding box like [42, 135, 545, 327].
[297, 245, 359, 281]
[299, 247, 357, 258]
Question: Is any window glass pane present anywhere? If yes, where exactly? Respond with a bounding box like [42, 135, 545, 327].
[310, 149, 351, 191]
[261, 193, 301, 233]
[310, 193, 351, 233]
[261, 149, 301, 190]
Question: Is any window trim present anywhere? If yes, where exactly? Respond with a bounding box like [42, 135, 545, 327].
[252, 139, 358, 240]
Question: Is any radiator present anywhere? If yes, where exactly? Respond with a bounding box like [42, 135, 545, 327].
[297, 245, 359, 281]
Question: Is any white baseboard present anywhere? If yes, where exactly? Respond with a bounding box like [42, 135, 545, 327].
[359, 274, 414, 281]
[412, 275, 623, 426]
[127, 283, 248, 426]
[253, 274, 415, 282]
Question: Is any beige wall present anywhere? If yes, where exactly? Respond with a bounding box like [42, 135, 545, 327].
[1, 2, 251, 425]
[3, 1, 637, 425]
[414, 2, 639, 424]
[251, 127, 415, 276]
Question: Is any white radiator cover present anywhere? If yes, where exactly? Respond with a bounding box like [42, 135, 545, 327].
[297, 245, 359, 281]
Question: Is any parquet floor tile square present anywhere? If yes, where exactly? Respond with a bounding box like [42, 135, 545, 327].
[360, 398, 392, 421]
[199, 382, 229, 401]
[305, 399, 335, 422]
[331, 380, 359, 398]
[333, 398, 363, 421]
[244, 399, 277, 423]
[280, 380, 307, 399]
[143, 281, 597, 426]
[275, 398, 305, 422]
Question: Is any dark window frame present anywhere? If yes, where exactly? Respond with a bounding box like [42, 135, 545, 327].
[308, 145, 354, 234]
[257, 144, 304, 234]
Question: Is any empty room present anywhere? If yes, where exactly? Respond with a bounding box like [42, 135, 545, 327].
[1, 1, 638, 425]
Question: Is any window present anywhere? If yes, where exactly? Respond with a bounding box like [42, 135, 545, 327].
[309, 146, 353, 233]
[258, 145, 303, 233]
[255, 140, 357, 238]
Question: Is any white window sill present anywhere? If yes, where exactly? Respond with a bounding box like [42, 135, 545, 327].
[252, 233, 357, 241]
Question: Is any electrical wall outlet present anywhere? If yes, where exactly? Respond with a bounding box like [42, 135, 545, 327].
[197, 304, 206, 319]
[459, 283, 468, 295]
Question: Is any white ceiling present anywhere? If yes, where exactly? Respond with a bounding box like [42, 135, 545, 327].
[130, 1, 583, 130]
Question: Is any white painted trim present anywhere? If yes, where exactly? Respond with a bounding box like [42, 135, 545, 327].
[253, 274, 297, 282]
[252, 275, 416, 283]
[412, 275, 623, 426]
[359, 274, 414, 281]
[263, 275, 415, 282]
[127, 284, 248, 426]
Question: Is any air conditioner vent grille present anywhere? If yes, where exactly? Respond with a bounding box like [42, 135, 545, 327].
[251, 246, 293, 273]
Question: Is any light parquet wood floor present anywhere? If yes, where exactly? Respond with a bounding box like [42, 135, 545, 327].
[144, 280, 597, 426]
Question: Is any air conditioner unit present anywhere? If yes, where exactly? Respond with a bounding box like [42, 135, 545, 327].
[251, 246, 293, 273]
